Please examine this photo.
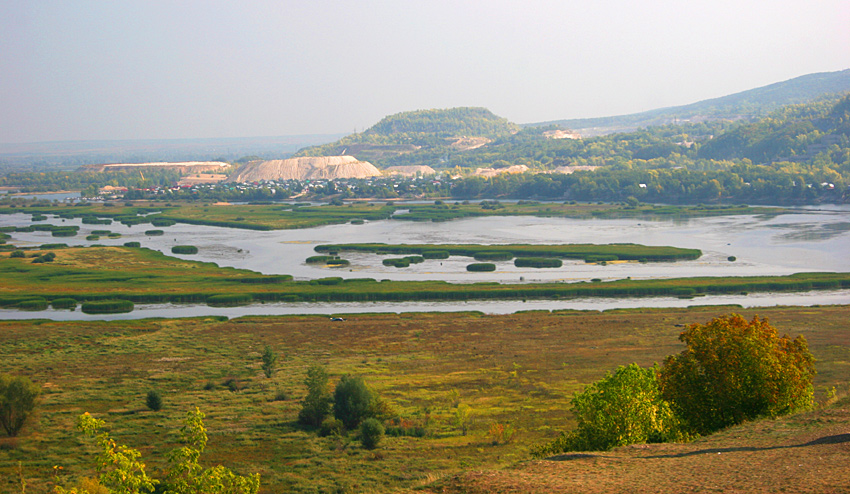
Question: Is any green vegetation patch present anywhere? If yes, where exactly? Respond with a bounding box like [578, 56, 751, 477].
[207, 293, 253, 307]
[317, 242, 701, 262]
[515, 257, 563, 268]
[171, 245, 199, 255]
[81, 299, 134, 314]
[467, 263, 497, 272]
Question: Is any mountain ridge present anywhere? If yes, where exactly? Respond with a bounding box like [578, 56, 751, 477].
[526, 69, 850, 136]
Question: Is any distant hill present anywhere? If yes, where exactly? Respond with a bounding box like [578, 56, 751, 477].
[0, 134, 344, 172]
[527, 69, 850, 136]
[294, 107, 519, 165]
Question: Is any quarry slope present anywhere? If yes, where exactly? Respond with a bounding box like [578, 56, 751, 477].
[231, 156, 380, 181]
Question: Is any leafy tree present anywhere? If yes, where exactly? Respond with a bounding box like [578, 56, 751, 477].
[298, 364, 331, 427]
[451, 403, 472, 436]
[0, 374, 40, 437]
[165, 408, 260, 494]
[659, 314, 815, 435]
[56, 409, 259, 494]
[260, 345, 277, 378]
[534, 364, 681, 455]
[333, 375, 376, 429]
[145, 390, 162, 411]
[57, 412, 158, 494]
[359, 418, 384, 449]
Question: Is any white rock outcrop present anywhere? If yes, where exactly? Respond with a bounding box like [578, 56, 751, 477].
[384, 165, 437, 177]
[231, 156, 381, 182]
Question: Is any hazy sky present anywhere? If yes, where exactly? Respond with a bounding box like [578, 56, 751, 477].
[2, 0, 849, 144]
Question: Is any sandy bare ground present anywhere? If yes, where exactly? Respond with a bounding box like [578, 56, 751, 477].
[420, 397, 850, 494]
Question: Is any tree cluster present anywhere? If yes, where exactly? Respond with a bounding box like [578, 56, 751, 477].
[534, 314, 816, 455]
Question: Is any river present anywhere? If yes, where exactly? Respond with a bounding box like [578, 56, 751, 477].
[1, 205, 848, 319]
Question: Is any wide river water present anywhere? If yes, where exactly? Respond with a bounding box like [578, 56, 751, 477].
[2, 205, 849, 319]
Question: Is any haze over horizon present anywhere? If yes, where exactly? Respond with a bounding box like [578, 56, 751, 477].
[2, 0, 849, 145]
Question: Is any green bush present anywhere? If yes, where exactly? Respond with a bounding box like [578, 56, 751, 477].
[16, 299, 48, 311]
[10, 250, 25, 258]
[0, 374, 41, 437]
[171, 245, 199, 255]
[514, 257, 563, 268]
[145, 230, 164, 236]
[145, 390, 162, 411]
[327, 259, 350, 266]
[299, 365, 331, 427]
[467, 263, 496, 272]
[422, 250, 450, 259]
[123, 242, 141, 248]
[359, 418, 385, 449]
[383, 258, 410, 268]
[404, 256, 424, 264]
[334, 375, 376, 429]
[533, 363, 682, 455]
[206, 294, 253, 307]
[318, 417, 344, 437]
[473, 251, 513, 261]
[316, 277, 343, 285]
[659, 314, 815, 435]
[306, 255, 337, 264]
[81, 299, 134, 314]
[150, 218, 176, 227]
[51, 298, 77, 310]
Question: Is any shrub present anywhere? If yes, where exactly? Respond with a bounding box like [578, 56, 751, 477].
[359, 418, 384, 449]
[473, 251, 513, 261]
[327, 259, 350, 266]
[51, 298, 77, 310]
[466, 263, 496, 272]
[150, 218, 176, 227]
[306, 255, 337, 264]
[334, 375, 376, 429]
[145, 230, 164, 236]
[261, 345, 277, 378]
[319, 417, 344, 437]
[123, 242, 141, 248]
[81, 299, 134, 314]
[404, 256, 424, 264]
[728, 256, 737, 262]
[207, 294, 252, 307]
[146, 390, 162, 411]
[316, 277, 343, 285]
[382, 258, 410, 268]
[514, 257, 563, 268]
[16, 298, 48, 311]
[171, 245, 199, 255]
[9, 250, 25, 258]
[659, 314, 816, 435]
[533, 364, 681, 455]
[0, 374, 40, 437]
[422, 250, 450, 259]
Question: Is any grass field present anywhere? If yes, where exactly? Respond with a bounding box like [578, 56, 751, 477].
[1, 305, 849, 493]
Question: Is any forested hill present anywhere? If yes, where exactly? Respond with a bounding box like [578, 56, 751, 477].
[528, 69, 850, 136]
[363, 107, 518, 138]
[293, 107, 519, 161]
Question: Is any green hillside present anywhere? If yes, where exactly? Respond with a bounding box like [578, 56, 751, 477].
[528, 69, 850, 136]
[294, 107, 519, 164]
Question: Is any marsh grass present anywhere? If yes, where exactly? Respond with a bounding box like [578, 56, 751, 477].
[1, 306, 848, 493]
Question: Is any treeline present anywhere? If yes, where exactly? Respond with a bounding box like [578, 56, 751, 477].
[0, 168, 181, 193]
[449, 162, 846, 204]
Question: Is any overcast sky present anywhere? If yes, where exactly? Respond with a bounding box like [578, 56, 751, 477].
[2, 0, 849, 144]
